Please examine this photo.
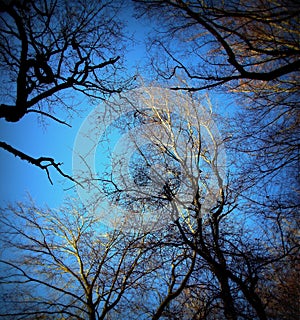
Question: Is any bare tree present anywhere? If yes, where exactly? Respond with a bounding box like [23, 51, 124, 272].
[117, 226, 197, 320]
[2, 85, 298, 319]
[0, 200, 153, 320]
[133, 0, 299, 91]
[133, 0, 299, 195]
[0, 0, 131, 183]
[89, 87, 278, 319]
[128, 6, 300, 317]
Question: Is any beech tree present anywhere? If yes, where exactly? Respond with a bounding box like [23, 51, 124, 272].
[0, 0, 131, 183]
[0, 200, 154, 320]
[128, 5, 299, 317]
[94, 87, 294, 319]
[0, 198, 202, 320]
[1, 86, 298, 319]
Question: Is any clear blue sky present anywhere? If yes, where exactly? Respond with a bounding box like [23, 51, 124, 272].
[0, 107, 82, 207]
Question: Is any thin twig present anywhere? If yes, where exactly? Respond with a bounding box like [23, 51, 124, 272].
[26, 110, 72, 127]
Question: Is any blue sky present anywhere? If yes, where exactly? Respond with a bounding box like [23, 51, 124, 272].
[0, 106, 80, 207]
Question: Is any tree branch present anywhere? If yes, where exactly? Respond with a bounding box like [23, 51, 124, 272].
[25, 109, 71, 127]
[0, 141, 81, 186]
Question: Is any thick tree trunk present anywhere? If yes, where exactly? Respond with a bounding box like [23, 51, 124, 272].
[87, 293, 96, 320]
[215, 268, 238, 320]
[88, 305, 96, 320]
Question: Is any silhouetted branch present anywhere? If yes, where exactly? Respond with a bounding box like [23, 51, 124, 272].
[0, 141, 81, 186]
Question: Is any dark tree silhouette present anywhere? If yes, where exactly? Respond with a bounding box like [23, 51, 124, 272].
[95, 86, 299, 319]
[0, 0, 131, 183]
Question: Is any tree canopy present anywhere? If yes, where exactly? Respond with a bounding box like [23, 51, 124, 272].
[0, 0, 299, 319]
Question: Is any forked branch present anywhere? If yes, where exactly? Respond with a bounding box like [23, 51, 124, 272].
[0, 141, 81, 186]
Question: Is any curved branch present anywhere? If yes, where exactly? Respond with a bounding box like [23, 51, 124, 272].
[25, 109, 71, 127]
[4, 4, 29, 121]
[0, 141, 81, 186]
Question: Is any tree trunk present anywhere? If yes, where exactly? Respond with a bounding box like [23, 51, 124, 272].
[87, 293, 96, 320]
[88, 306, 96, 320]
[215, 269, 238, 320]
